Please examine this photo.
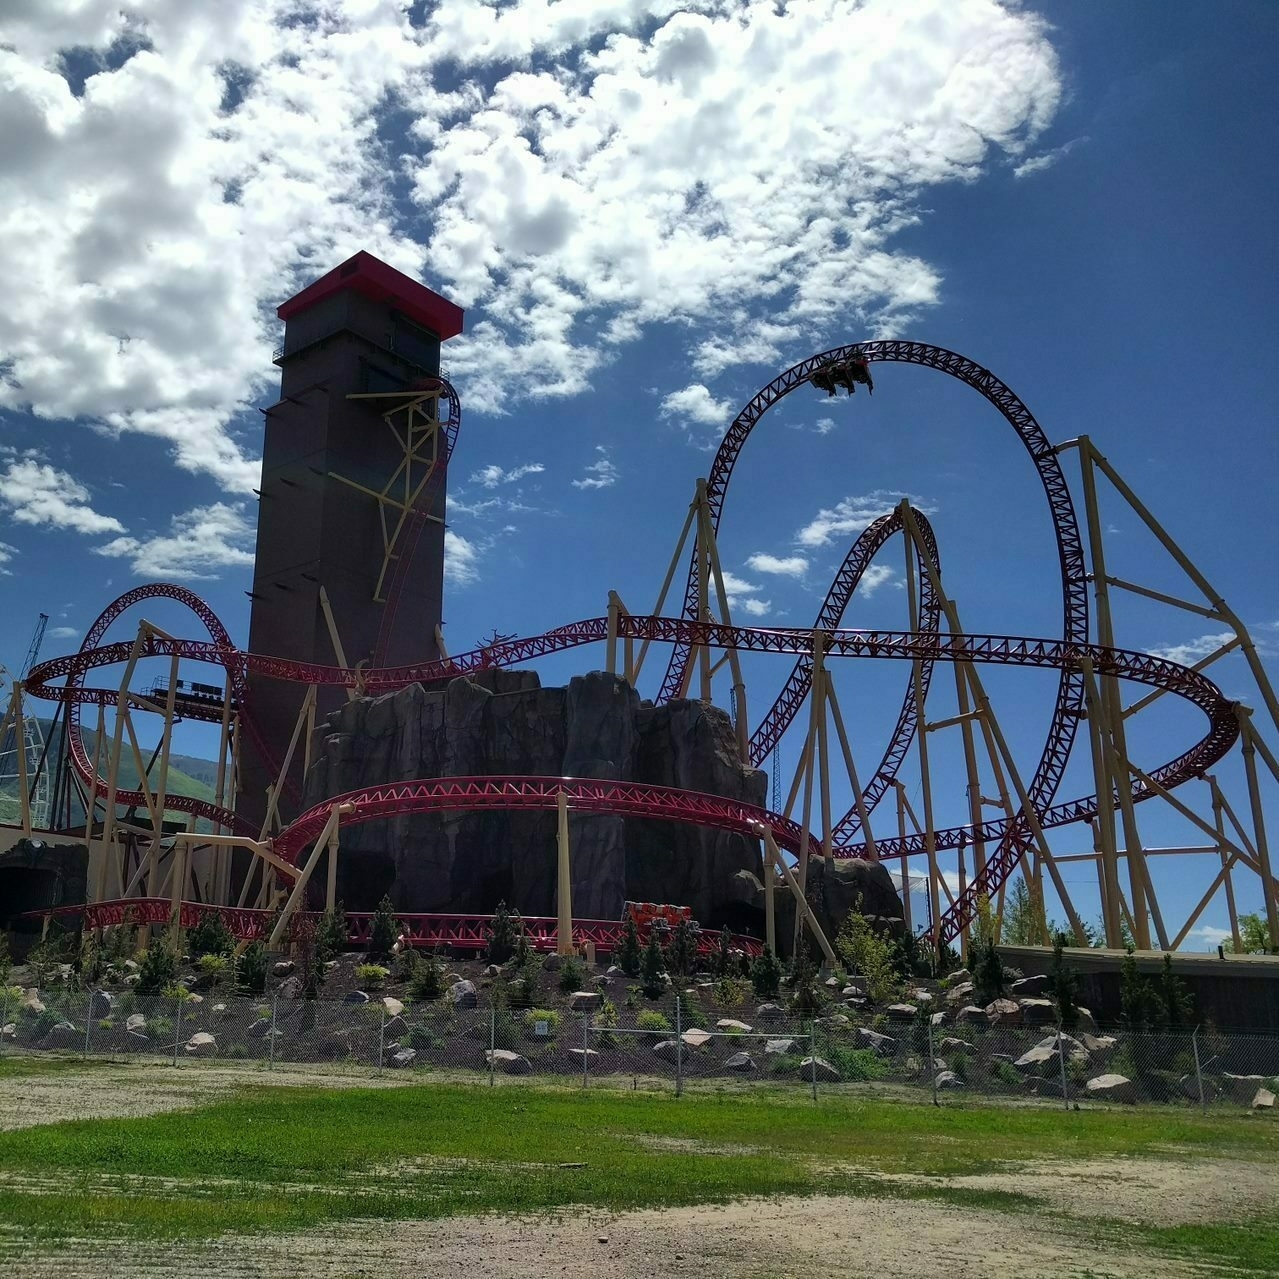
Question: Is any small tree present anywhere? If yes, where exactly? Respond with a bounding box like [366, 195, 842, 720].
[294, 915, 322, 999]
[1238, 912, 1275, 954]
[1119, 944, 1162, 1030]
[835, 903, 899, 1003]
[1158, 953, 1193, 1027]
[367, 894, 398, 961]
[1001, 876, 1049, 947]
[971, 896, 1007, 1005]
[513, 929, 533, 971]
[315, 903, 348, 967]
[640, 930, 667, 999]
[667, 918, 697, 978]
[787, 938, 823, 1018]
[750, 945, 782, 999]
[1048, 932, 1078, 1029]
[617, 914, 642, 977]
[557, 954, 584, 995]
[714, 925, 734, 978]
[136, 941, 179, 996]
[235, 941, 268, 995]
[409, 945, 444, 1002]
[486, 900, 521, 965]
[0, 932, 10, 988]
[188, 910, 235, 960]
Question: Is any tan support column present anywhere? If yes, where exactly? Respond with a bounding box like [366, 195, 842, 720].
[557, 788, 573, 956]
[1080, 658, 1123, 947]
[1210, 778, 1242, 952]
[1238, 707, 1279, 949]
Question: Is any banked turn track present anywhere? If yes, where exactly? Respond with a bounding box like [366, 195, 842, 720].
[24, 347, 1242, 946]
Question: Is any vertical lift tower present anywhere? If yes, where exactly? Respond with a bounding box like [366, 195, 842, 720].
[243, 252, 464, 828]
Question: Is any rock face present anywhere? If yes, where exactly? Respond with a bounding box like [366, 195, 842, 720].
[303, 669, 872, 939]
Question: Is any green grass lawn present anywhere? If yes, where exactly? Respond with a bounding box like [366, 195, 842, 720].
[0, 1070, 1275, 1265]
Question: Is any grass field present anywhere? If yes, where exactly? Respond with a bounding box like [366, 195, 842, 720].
[0, 1057, 1276, 1276]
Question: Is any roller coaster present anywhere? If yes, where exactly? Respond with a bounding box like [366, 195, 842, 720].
[8, 342, 1279, 959]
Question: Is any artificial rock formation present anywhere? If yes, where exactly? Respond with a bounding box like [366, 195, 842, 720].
[304, 669, 767, 927]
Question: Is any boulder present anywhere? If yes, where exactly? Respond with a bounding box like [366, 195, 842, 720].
[824, 975, 842, 989]
[955, 1005, 988, 1024]
[1222, 1073, 1268, 1104]
[717, 1019, 752, 1034]
[1014, 1044, 1060, 1073]
[382, 997, 405, 1016]
[126, 1031, 150, 1049]
[939, 1037, 974, 1055]
[125, 1013, 147, 1034]
[755, 1003, 788, 1024]
[22, 991, 46, 1015]
[248, 1017, 274, 1040]
[1018, 998, 1057, 1025]
[935, 1070, 965, 1090]
[800, 1056, 840, 1082]
[385, 1015, 409, 1038]
[568, 991, 602, 1013]
[909, 990, 933, 1005]
[1010, 974, 1050, 998]
[1085, 1074, 1135, 1104]
[842, 983, 867, 999]
[272, 960, 295, 977]
[1079, 1032, 1117, 1056]
[89, 990, 113, 1020]
[568, 1048, 600, 1063]
[1252, 1088, 1275, 1110]
[344, 990, 370, 1005]
[857, 1028, 896, 1056]
[724, 1051, 756, 1072]
[985, 999, 1021, 1025]
[485, 964, 502, 979]
[486, 1049, 532, 1075]
[947, 968, 971, 984]
[185, 1031, 217, 1057]
[929, 1010, 948, 1027]
[886, 1003, 917, 1021]
[318, 1029, 359, 1059]
[945, 982, 975, 1006]
[211, 1002, 230, 1018]
[277, 976, 303, 1000]
[542, 955, 562, 971]
[1074, 1006, 1098, 1033]
[819, 1013, 851, 1031]
[185, 993, 204, 1005]
[764, 1037, 799, 1056]
[1, 1023, 15, 1042]
[681, 1029, 711, 1049]
[38, 1022, 80, 1050]
[449, 980, 478, 1009]
[652, 1039, 682, 1062]
[387, 1048, 417, 1069]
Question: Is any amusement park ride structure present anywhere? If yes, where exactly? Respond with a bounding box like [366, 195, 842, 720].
[3, 321, 1278, 962]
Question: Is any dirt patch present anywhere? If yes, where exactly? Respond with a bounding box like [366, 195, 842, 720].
[5, 1192, 1207, 1279]
[0, 1060, 413, 1131]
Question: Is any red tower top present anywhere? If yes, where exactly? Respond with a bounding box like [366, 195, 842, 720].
[277, 250, 464, 340]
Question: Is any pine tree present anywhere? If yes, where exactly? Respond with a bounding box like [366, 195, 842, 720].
[667, 918, 696, 978]
[971, 896, 1007, 1005]
[1049, 932, 1078, 1029]
[715, 925, 734, 978]
[787, 938, 822, 1017]
[367, 894, 398, 961]
[486, 900, 521, 965]
[617, 914, 642, 977]
[1119, 943, 1156, 1030]
[409, 946, 444, 1002]
[315, 903, 348, 967]
[136, 941, 178, 996]
[236, 941, 268, 994]
[750, 945, 782, 999]
[640, 930, 667, 999]
[1158, 953, 1193, 1027]
[188, 909, 234, 960]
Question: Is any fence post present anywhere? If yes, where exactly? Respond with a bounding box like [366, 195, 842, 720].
[489, 1005, 495, 1087]
[675, 995, 683, 1098]
[1192, 1025, 1206, 1111]
[809, 1021, 818, 1103]
[83, 990, 94, 1060]
[172, 992, 183, 1068]
[377, 1002, 386, 1073]
[268, 993, 278, 1072]
[1057, 1024, 1070, 1111]
[582, 1012, 590, 1090]
[0, 983, 9, 1056]
[928, 1017, 939, 1107]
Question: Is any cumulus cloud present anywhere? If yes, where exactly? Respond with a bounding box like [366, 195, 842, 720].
[719, 569, 770, 618]
[48, 625, 79, 639]
[796, 490, 932, 548]
[0, 454, 124, 534]
[444, 528, 481, 586]
[93, 501, 254, 579]
[1014, 135, 1089, 178]
[815, 417, 838, 435]
[470, 462, 545, 488]
[659, 383, 735, 432]
[572, 446, 619, 490]
[856, 563, 899, 597]
[0, 0, 1062, 485]
[1148, 625, 1277, 666]
[746, 553, 808, 578]
[0, 542, 16, 574]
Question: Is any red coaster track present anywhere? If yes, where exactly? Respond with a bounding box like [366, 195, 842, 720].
[22, 344, 1242, 947]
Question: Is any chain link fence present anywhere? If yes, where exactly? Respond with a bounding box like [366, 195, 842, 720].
[2, 982, 1277, 1110]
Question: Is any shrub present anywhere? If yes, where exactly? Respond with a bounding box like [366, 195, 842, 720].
[196, 953, 229, 981]
[636, 1010, 672, 1033]
[787, 939, 823, 1018]
[235, 942, 268, 995]
[491, 1008, 521, 1050]
[523, 1008, 560, 1038]
[136, 942, 178, 996]
[187, 910, 234, 960]
[713, 975, 746, 1007]
[161, 982, 197, 1003]
[355, 963, 390, 988]
[315, 904, 348, 967]
[508, 966, 538, 1010]
[594, 998, 619, 1049]
[367, 895, 398, 961]
[0, 933, 10, 989]
[667, 918, 697, 978]
[971, 896, 1007, 1005]
[407, 1025, 438, 1051]
[616, 914, 642, 977]
[557, 956, 583, 995]
[824, 1044, 888, 1082]
[409, 948, 444, 1002]
[1048, 933, 1078, 1029]
[750, 946, 782, 999]
[640, 932, 667, 999]
[714, 925, 734, 978]
[835, 904, 899, 1004]
[486, 901, 522, 965]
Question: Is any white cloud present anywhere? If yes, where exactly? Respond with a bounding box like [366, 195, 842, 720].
[1187, 924, 1233, 949]
[796, 490, 932, 549]
[0, 542, 15, 574]
[0, 1, 1062, 478]
[444, 528, 481, 586]
[856, 564, 899, 597]
[718, 568, 770, 618]
[48, 625, 79, 639]
[1013, 135, 1089, 178]
[470, 462, 545, 488]
[1147, 632, 1239, 665]
[659, 383, 735, 432]
[572, 446, 619, 490]
[815, 417, 837, 435]
[93, 502, 254, 579]
[746, 553, 808, 578]
[0, 455, 125, 534]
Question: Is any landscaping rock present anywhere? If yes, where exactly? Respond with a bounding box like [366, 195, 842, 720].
[0, 1023, 15, 1042]
[716, 1019, 752, 1034]
[344, 990, 370, 1004]
[681, 1029, 711, 1049]
[939, 1037, 974, 1055]
[929, 1011, 948, 1026]
[568, 991, 602, 1012]
[652, 1038, 682, 1062]
[382, 997, 404, 1016]
[388, 1048, 417, 1069]
[819, 1013, 851, 1031]
[1013, 1044, 1060, 1073]
[955, 1005, 988, 1024]
[800, 1056, 840, 1082]
[1085, 1074, 1135, 1104]
[542, 954, 562, 971]
[185, 1031, 217, 1057]
[272, 960, 295, 977]
[568, 1048, 600, 1063]
[910, 990, 934, 1005]
[606, 965, 623, 977]
[1222, 1073, 1267, 1104]
[935, 1070, 965, 1090]
[1079, 1032, 1117, 1057]
[1252, 1088, 1275, 1110]
[277, 976, 303, 1000]
[764, 1037, 798, 1056]
[127, 1031, 150, 1049]
[947, 968, 971, 984]
[1017, 998, 1057, 1025]
[125, 1013, 147, 1034]
[754, 1003, 788, 1024]
[211, 1002, 229, 1018]
[485, 964, 502, 979]
[985, 998, 1021, 1025]
[38, 1022, 80, 1050]
[186, 993, 204, 1005]
[449, 980, 478, 1009]
[724, 1051, 756, 1072]
[486, 1049, 533, 1075]
[1010, 974, 1050, 998]
[886, 1003, 917, 1020]
[945, 982, 975, 1006]
[857, 1027, 896, 1056]
[89, 990, 112, 1019]
[384, 1015, 408, 1038]
[248, 1017, 274, 1040]
[318, 1029, 359, 1058]
[22, 990, 45, 1014]
[1074, 1006, 1098, 1032]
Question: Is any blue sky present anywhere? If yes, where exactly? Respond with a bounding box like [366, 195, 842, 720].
[1, 1, 1276, 945]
